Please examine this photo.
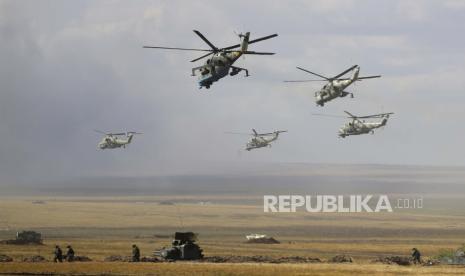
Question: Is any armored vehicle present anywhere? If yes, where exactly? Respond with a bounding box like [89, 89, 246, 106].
[154, 232, 203, 260]
[1, 231, 43, 245]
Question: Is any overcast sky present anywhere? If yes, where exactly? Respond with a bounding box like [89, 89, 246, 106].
[1, 0, 465, 185]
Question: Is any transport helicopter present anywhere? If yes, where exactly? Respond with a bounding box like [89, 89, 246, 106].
[143, 30, 278, 89]
[284, 65, 380, 106]
[313, 111, 393, 138]
[94, 130, 142, 149]
[227, 129, 287, 151]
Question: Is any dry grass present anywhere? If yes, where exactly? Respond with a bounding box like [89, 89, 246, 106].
[1, 196, 465, 275]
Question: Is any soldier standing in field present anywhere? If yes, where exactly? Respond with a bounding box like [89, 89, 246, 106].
[65, 245, 75, 262]
[53, 245, 63, 263]
[412, 248, 421, 264]
[132, 244, 140, 262]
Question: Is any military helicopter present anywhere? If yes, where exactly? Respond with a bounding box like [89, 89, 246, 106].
[94, 130, 142, 149]
[313, 111, 394, 138]
[143, 30, 278, 89]
[284, 65, 381, 106]
[227, 129, 287, 151]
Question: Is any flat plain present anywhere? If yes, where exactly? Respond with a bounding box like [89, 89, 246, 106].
[1, 194, 465, 275]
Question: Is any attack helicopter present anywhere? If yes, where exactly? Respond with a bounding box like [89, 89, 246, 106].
[284, 65, 380, 106]
[313, 111, 393, 138]
[94, 130, 142, 149]
[227, 129, 287, 151]
[143, 30, 278, 89]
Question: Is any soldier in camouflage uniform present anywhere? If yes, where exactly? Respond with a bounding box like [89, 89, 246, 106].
[65, 245, 75, 262]
[132, 244, 140, 262]
[53, 245, 63, 263]
[412, 248, 421, 264]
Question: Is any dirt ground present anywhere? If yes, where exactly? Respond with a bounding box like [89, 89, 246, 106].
[1, 262, 465, 276]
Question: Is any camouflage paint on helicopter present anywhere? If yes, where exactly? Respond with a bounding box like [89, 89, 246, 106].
[144, 30, 278, 89]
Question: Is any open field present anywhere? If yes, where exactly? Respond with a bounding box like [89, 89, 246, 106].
[1, 195, 465, 274]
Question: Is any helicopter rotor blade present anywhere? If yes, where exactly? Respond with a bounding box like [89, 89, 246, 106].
[248, 33, 278, 45]
[356, 75, 381, 80]
[127, 132, 143, 135]
[344, 110, 358, 118]
[222, 33, 278, 50]
[94, 130, 126, 136]
[193, 30, 218, 51]
[331, 65, 358, 80]
[283, 79, 327, 83]
[257, 130, 287, 136]
[241, 51, 275, 55]
[142, 46, 212, 52]
[224, 131, 251, 136]
[190, 52, 214, 62]
[335, 75, 381, 81]
[94, 129, 107, 135]
[296, 67, 330, 81]
[356, 112, 394, 119]
[311, 113, 347, 118]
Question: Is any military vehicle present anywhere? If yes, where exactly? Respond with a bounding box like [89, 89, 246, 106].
[313, 111, 394, 138]
[226, 129, 287, 151]
[154, 232, 203, 260]
[284, 65, 381, 106]
[94, 130, 142, 150]
[143, 30, 278, 89]
[1, 231, 43, 245]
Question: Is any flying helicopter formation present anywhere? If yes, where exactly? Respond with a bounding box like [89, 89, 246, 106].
[96, 29, 393, 151]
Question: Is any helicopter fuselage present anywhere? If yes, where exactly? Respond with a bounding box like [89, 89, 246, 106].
[245, 133, 279, 151]
[315, 67, 359, 106]
[98, 134, 133, 149]
[195, 51, 243, 89]
[338, 118, 388, 138]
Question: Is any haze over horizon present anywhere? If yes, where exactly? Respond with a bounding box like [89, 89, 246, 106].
[2, 1, 465, 187]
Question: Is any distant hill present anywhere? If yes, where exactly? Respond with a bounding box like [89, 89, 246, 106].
[3, 163, 465, 196]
